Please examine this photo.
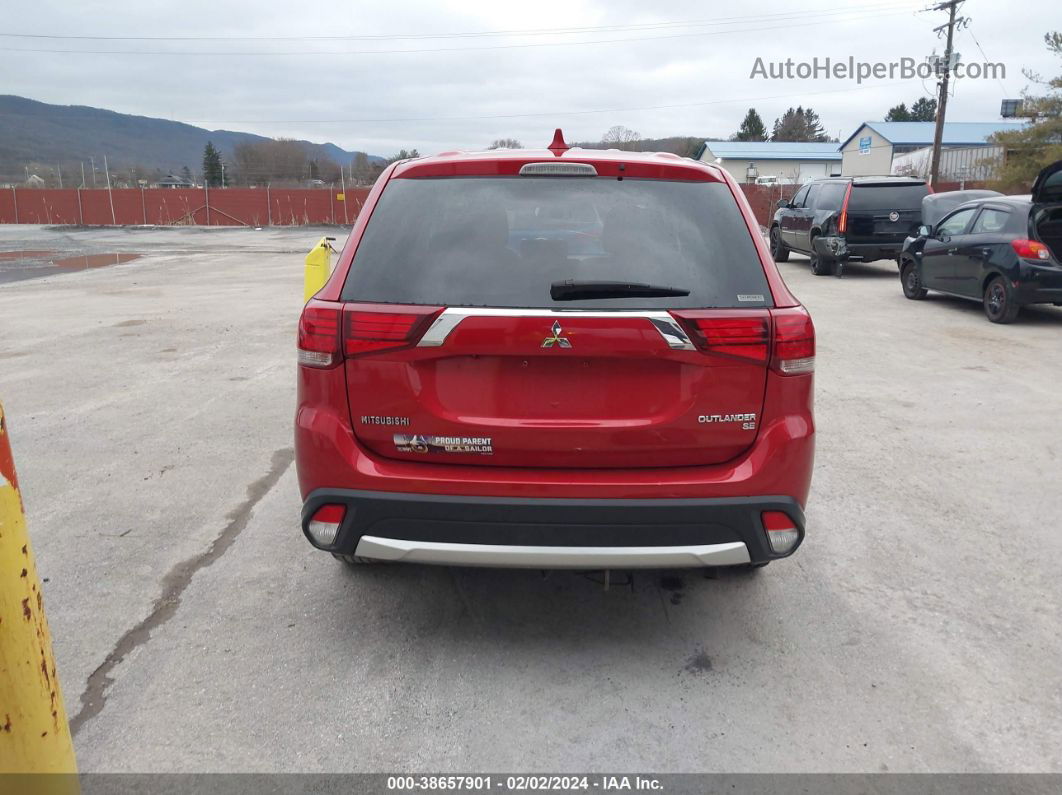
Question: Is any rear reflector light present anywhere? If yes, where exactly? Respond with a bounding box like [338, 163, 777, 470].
[762, 511, 800, 555]
[769, 307, 815, 375]
[670, 311, 769, 362]
[1011, 239, 1051, 260]
[297, 301, 442, 367]
[297, 300, 342, 368]
[307, 504, 346, 547]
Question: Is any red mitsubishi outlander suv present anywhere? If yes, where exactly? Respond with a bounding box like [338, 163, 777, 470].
[295, 131, 814, 571]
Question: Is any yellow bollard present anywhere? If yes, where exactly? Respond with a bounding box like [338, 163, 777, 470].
[0, 401, 78, 778]
[303, 236, 336, 303]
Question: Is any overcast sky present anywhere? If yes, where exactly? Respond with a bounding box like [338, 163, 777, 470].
[3, 0, 1059, 157]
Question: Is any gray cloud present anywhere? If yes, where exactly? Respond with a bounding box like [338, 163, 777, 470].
[2, 0, 1054, 157]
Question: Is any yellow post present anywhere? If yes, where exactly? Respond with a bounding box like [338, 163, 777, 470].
[304, 236, 336, 303]
[0, 401, 78, 778]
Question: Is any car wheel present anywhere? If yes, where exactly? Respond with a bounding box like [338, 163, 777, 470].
[983, 276, 1020, 323]
[901, 260, 928, 299]
[770, 226, 789, 262]
[809, 248, 834, 276]
[331, 552, 380, 565]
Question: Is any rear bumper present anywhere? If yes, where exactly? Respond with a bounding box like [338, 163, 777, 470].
[301, 489, 805, 567]
[814, 236, 904, 262]
[1016, 263, 1062, 304]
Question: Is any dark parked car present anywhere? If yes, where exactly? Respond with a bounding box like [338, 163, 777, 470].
[770, 176, 930, 276]
[898, 161, 1062, 323]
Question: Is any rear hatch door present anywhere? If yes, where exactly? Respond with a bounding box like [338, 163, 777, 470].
[339, 169, 775, 469]
[846, 182, 929, 244]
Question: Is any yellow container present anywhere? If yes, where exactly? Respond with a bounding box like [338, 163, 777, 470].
[304, 237, 336, 303]
[0, 402, 78, 778]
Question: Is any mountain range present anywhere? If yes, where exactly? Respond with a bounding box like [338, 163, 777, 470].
[0, 95, 383, 183]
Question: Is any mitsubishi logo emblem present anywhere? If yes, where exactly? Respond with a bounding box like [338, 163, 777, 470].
[541, 320, 572, 348]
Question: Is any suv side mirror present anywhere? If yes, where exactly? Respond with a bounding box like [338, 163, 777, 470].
[776, 198, 789, 209]
[917, 224, 932, 237]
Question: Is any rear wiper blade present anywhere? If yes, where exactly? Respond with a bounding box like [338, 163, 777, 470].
[550, 280, 690, 301]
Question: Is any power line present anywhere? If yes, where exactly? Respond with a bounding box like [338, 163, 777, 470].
[0, 8, 919, 56]
[965, 25, 1010, 96]
[0, 3, 918, 42]
[178, 81, 916, 125]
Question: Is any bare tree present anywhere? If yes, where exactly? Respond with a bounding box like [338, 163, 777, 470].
[601, 125, 641, 150]
[232, 139, 311, 185]
[351, 152, 371, 184]
[487, 138, 523, 149]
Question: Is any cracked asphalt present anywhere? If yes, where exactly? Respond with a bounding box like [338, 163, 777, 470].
[1, 225, 1060, 773]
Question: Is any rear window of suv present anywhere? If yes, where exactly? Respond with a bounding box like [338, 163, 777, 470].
[848, 183, 929, 211]
[341, 176, 773, 309]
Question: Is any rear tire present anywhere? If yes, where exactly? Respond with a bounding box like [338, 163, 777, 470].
[901, 260, 927, 299]
[770, 226, 789, 262]
[983, 276, 1020, 323]
[809, 247, 835, 276]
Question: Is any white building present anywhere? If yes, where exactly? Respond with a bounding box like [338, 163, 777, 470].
[695, 141, 843, 184]
[839, 121, 1025, 177]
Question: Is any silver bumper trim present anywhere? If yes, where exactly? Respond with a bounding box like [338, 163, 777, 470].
[353, 536, 751, 568]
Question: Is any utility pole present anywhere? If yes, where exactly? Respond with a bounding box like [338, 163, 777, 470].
[56, 164, 62, 189]
[220, 161, 226, 188]
[81, 162, 86, 189]
[927, 0, 967, 186]
[90, 156, 97, 187]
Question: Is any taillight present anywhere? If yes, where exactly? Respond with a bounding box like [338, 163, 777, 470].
[307, 504, 345, 546]
[761, 511, 800, 554]
[297, 299, 342, 368]
[769, 306, 815, 375]
[837, 181, 853, 234]
[345, 307, 441, 356]
[297, 301, 442, 367]
[1011, 239, 1051, 261]
[670, 311, 769, 362]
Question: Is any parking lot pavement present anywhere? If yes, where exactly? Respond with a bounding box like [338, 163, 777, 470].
[1, 226, 1061, 773]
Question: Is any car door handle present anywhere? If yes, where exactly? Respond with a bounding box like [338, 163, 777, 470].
[981, 248, 992, 258]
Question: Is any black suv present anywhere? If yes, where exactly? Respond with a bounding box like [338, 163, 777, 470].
[770, 176, 930, 276]
[898, 161, 1062, 323]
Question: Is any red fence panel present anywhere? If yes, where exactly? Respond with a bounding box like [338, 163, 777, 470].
[0, 187, 373, 226]
[141, 188, 207, 225]
[737, 184, 796, 228]
[0, 188, 17, 223]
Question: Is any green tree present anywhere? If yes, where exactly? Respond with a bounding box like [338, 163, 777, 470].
[386, 149, 421, 165]
[488, 138, 523, 149]
[803, 107, 829, 141]
[885, 103, 911, 122]
[733, 108, 768, 141]
[202, 141, 223, 187]
[910, 97, 937, 121]
[990, 31, 1062, 190]
[771, 107, 830, 142]
[179, 166, 193, 185]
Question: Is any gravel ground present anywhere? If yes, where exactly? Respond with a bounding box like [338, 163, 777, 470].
[1, 225, 1060, 773]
